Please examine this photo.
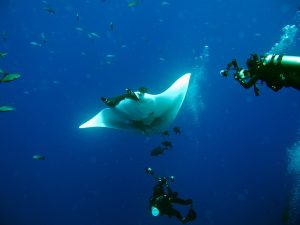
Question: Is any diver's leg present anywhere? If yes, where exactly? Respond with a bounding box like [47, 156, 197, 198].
[168, 207, 183, 221]
[125, 88, 139, 101]
[101, 95, 126, 107]
[172, 198, 195, 223]
[172, 198, 192, 206]
[167, 206, 196, 224]
[182, 208, 197, 223]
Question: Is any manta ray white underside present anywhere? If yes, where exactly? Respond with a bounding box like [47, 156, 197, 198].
[79, 73, 191, 134]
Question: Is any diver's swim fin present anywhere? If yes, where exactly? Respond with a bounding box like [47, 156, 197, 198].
[182, 209, 197, 223]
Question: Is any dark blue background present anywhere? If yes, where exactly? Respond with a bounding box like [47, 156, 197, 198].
[0, 0, 300, 225]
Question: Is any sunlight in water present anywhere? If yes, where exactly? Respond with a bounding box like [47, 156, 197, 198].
[267, 24, 298, 54]
[287, 139, 300, 225]
[186, 45, 209, 123]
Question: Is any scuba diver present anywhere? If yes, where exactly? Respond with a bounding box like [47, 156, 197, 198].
[146, 167, 197, 223]
[101, 88, 139, 107]
[221, 53, 300, 96]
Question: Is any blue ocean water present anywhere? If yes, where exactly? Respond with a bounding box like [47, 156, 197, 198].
[0, 0, 300, 225]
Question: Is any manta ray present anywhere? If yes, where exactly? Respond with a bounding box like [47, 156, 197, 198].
[79, 73, 191, 134]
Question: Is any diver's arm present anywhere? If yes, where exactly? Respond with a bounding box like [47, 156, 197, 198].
[146, 167, 164, 183]
[238, 76, 260, 95]
[237, 76, 258, 89]
[166, 185, 173, 195]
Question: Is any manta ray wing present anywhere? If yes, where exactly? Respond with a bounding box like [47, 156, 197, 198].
[79, 73, 191, 134]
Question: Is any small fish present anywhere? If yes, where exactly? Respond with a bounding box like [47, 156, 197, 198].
[30, 41, 42, 47]
[173, 126, 181, 134]
[161, 1, 170, 6]
[33, 155, 46, 160]
[128, 0, 139, 8]
[109, 21, 114, 31]
[41, 32, 47, 44]
[76, 13, 80, 23]
[151, 146, 165, 156]
[0, 106, 14, 112]
[1, 73, 21, 83]
[88, 32, 100, 39]
[0, 51, 7, 58]
[75, 27, 84, 32]
[161, 140, 172, 149]
[43, 6, 55, 14]
[162, 130, 169, 137]
[106, 54, 115, 58]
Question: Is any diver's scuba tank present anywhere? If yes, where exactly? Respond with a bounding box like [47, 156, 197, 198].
[262, 54, 300, 73]
[261, 54, 300, 91]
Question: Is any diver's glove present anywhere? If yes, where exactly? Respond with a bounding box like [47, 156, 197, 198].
[145, 167, 154, 175]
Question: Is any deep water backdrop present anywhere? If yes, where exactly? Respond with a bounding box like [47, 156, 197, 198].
[0, 0, 300, 225]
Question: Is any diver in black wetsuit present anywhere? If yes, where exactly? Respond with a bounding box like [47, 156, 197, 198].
[146, 167, 196, 224]
[221, 53, 300, 95]
[101, 88, 139, 107]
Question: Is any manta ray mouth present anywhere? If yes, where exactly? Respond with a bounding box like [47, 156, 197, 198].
[79, 73, 191, 134]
